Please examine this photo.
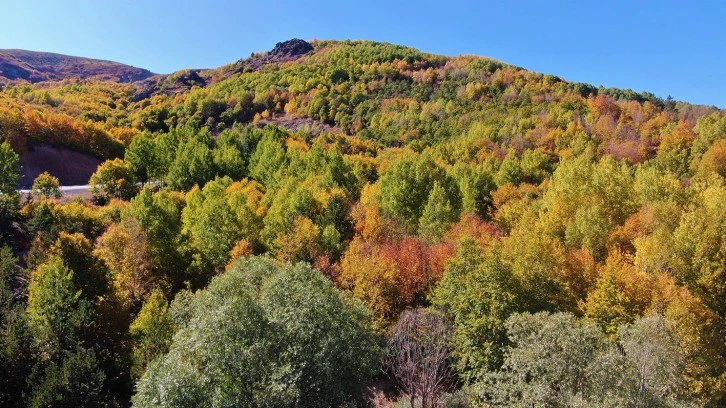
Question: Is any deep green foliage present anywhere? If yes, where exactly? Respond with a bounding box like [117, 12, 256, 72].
[378, 155, 460, 231]
[433, 239, 523, 381]
[0, 142, 19, 243]
[165, 128, 216, 191]
[132, 256, 381, 408]
[419, 181, 459, 240]
[479, 312, 692, 408]
[0, 247, 34, 407]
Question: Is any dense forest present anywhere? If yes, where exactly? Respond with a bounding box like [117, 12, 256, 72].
[0, 39, 724, 407]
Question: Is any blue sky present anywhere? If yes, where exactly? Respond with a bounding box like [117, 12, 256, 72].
[1, 0, 724, 107]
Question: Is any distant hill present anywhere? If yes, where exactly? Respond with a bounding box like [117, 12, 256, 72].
[0, 49, 155, 83]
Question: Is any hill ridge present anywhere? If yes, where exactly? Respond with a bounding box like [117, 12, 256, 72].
[0, 48, 155, 83]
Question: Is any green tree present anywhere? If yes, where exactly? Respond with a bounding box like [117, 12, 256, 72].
[181, 177, 242, 274]
[0, 246, 34, 407]
[27, 257, 92, 358]
[25, 257, 111, 407]
[90, 158, 138, 201]
[451, 163, 496, 217]
[419, 181, 459, 240]
[480, 312, 608, 407]
[433, 239, 522, 381]
[28, 346, 109, 408]
[31, 171, 62, 199]
[133, 256, 381, 408]
[0, 141, 18, 194]
[670, 181, 726, 319]
[599, 314, 691, 407]
[129, 289, 174, 378]
[165, 131, 216, 191]
[564, 203, 612, 261]
[495, 149, 522, 186]
[261, 176, 316, 248]
[378, 155, 460, 232]
[152, 131, 179, 181]
[480, 312, 694, 407]
[124, 131, 156, 183]
[248, 126, 287, 187]
[212, 127, 255, 181]
[124, 187, 188, 287]
[0, 142, 20, 243]
[50, 232, 109, 301]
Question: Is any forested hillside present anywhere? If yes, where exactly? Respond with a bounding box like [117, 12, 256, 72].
[0, 49, 154, 84]
[0, 39, 724, 407]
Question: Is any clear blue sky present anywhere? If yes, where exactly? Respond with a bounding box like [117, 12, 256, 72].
[2, 0, 724, 107]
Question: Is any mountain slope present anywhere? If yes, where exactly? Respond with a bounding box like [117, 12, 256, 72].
[0, 39, 725, 408]
[0, 49, 155, 83]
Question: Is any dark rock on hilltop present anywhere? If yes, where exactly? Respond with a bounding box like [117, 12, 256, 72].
[228, 38, 314, 74]
[0, 49, 155, 83]
[269, 38, 314, 59]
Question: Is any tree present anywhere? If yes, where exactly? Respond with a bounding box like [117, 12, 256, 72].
[385, 308, 456, 408]
[607, 314, 690, 407]
[340, 236, 402, 329]
[124, 131, 156, 183]
[670, 182, 725, 318]
[213, 127, 255, 181]
[132, 256, 381, 408]
[696, 139, 726, 179]
[495, 149, 522, 186]
[27, 346, 109, 408]
[129, 289, 174, 378]
[124, 187, 189, 288]
[89, 158, 138, 201]
[31, 171, 62, 199]
[481, 312, 608, 407]
[165, 132, 216, 191]
[419, 181, 459, 241]
[0, 142, 20, 243]
[181, 177, 242, 273]
[0, 141, 19, 194]
[95, 218, 160, 307]
[248, 126, 287, 186]
[479, 312, 694, 407]
[451, 163, 495, 218]
[378, 155, 460, 232]
[25, 257, 112, 407]
[27, 257, 92, 358]
[432, 239, 523, 381]
[49, 232, 109, 301]
[0, 246, 34, 407]
[272, 215, 321, 263]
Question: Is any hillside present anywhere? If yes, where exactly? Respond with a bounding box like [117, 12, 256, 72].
[0, 49, 155, 83]
[0, 39, 724, 408]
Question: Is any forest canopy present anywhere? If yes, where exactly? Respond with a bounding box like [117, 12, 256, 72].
[0, 39, 724, 407]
